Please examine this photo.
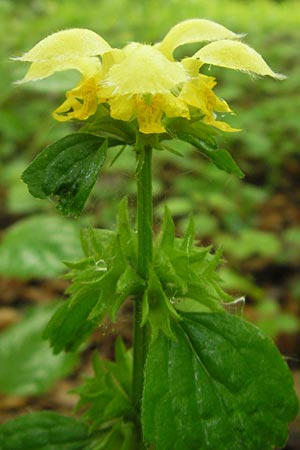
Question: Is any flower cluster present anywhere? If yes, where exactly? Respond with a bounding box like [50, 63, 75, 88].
[16, 19, 284, 134]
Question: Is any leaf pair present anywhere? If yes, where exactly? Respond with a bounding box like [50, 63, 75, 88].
[44, 199, 143, 353]
[142, 208, 232, 338]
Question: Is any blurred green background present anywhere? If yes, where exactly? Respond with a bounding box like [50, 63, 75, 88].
[0, 0, 299, 427]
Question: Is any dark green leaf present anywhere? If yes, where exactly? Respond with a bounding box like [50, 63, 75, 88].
[143, 312, 299, 450]
[22, 133, 107, 217]
[201, 148, 244, 177]
[0, 215, 82, 279]
[0, 412, 90, 450]
[0, 304, 78, 395]
[177, 130, 244, 177]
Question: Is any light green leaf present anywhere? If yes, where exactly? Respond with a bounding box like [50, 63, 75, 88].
[142, 313, 299, 450]
[155, 207, 175, 253]
[22, 133, 108, 217]
[0, 412, 90, 450]
[43, 287, 100, 354]
[0, 215, 82, 279]
[45, 210, 139, 353]
[0, 304, 78, 396]
[117, 197, 137, 265]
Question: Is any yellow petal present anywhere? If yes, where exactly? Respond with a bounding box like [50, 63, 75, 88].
[53, 77, 99, 121]
[158, 19, 243, 59]
[109, 95, 135, 121]
[16, 28, 111, 62]
[194, 40, 286, 79]
[136, 96, 166, 134]
[102, 43, 188, 96]
[162, 94, 190, 119]
[203, 116, 240, 132]
[181, 57, 202, 76]
[17, 57, 102, 83]
[53, 98, 79, 122]
[101, 48, 125, 76]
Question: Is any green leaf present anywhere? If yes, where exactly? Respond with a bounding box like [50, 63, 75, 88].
[45, 209, 140, 353]
[117, 197, 137, 265]
[0, 215, 82, 279]
[0, 304, 78, 396]
[144, 268, 179, 339]
[43, 287, 100, 353]
[142, 313, 299, 450]
[84, 421, 136, 450]
[22, 133, 107, 217]
[200, 147, 244, 177]
[81, 105, 136, 143]
[176, 130, 244, 177]
[0, 412, 90, 450]
[76, 338, 133, 429]
[155, 207, 175, 254]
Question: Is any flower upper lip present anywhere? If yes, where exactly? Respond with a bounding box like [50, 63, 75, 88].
[14, 19, 285, 133]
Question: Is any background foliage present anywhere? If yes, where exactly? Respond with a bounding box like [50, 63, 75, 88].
[0, 0, 299, 439]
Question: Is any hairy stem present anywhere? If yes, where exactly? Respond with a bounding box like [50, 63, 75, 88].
[132, 144, 152, 449]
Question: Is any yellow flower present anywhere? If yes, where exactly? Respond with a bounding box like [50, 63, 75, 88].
[15, 29, 111, 122]
[16, 20, 284, 134]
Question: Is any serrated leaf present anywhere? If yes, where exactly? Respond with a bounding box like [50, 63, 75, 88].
[180, 215, 195, 252]
[156, 207, 175, 253]
[142, 312, 299, 450]
[0, 215, 82, 279]
[43, 287, 100, 353]
[145, 268, 179, 339]
[22, 133, 107, 217]
[76, 338, 133, 429]
[84, 421, 136, 450]
[201, 148, 244, 177]
[177, 130, 244, 177]
[0, 304, 78, 395]
[0, 412, 90, 450]
[45, 215, 139, 352]
[117, 197, 136, 265]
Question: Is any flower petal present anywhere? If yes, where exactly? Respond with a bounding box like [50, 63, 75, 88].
[136, 96, 166, 134]
[109, 95, 135, 122]
[53, 77, 99, 121]
[102, 43, 188, 96]
[162, 94, 190, 119]
[194, 40, 286, 79]
[16, 28, 111, 62]
[158, 19, 243, 59]
[203, 117, 240, 132]
[17, 57, 102, 83]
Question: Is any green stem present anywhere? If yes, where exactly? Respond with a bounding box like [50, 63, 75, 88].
[133, 143, 153, 450]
